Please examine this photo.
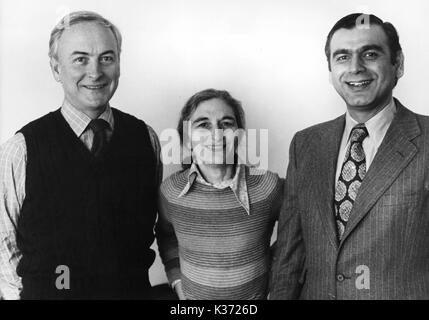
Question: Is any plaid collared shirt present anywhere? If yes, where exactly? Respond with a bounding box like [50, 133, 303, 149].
[0, 103, 162, 299]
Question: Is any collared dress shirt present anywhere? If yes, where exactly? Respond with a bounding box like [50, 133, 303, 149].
[0, 102, 162, 299]
[179, 162, 250, 215]
[335, 98, 397, 184]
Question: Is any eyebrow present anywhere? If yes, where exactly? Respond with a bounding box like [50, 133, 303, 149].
[71, 50, 116, 56]
[192, 116, 236, 123]
[192, 117, 209, 124]
[332, 44, 385, 57]
[332, 49, 351, 57]
[360, 45, 385, 53]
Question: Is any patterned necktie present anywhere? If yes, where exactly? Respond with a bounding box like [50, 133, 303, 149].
[334, 124, 369, 240]
[88, 119, 109, 157]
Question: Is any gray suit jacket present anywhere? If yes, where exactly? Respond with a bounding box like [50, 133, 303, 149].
[271, 100, 429, 299]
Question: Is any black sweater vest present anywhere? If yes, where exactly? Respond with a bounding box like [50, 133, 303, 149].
[16, 108, 157, 299]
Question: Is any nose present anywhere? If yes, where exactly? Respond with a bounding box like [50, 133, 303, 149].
[87, 60, 103, 79]
[350, 55, 366, 74]
[212, 126, 223, 143]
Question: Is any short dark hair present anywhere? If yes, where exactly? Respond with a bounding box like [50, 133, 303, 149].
[324, 13, 402, 71]
[177, 88, 246, 145]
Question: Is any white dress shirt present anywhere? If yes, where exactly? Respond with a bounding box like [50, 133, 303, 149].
[335, 98, 397, 184]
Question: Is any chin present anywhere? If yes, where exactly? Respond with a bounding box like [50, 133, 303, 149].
[345, 96, 375, 108]
[85, 100, 109, 109]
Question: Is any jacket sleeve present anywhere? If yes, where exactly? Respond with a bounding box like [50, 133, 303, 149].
[269, 133, 306, 299]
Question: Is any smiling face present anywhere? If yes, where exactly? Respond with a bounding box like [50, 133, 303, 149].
[329, 24, 403, 116]
[188, 98, 239, 165]
[50, 22, 120, 117]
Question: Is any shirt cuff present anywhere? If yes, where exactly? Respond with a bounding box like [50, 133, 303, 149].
[171, 279, 182, 289]
[0, 283, 21, 300]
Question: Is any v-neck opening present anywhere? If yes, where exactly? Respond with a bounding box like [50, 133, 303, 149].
[53, 109, 120, 164]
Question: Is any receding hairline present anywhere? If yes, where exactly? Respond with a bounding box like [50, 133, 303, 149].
[57, 21, 119, 46]
[51, 22, 120, 61]
[49, 12, 122, 60]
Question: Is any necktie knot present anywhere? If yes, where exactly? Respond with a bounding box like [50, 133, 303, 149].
[88, 119, 109, 134]
[349, 124, 368, 143]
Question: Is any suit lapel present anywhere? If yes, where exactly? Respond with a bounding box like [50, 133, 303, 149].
[314, 115, 345, 249]
[340, 100, 421, 244]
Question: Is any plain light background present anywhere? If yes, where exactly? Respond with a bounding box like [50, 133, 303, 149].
[1, 0, 428, 286]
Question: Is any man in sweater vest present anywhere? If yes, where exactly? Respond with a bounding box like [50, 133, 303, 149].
[0, 11, 161, 299]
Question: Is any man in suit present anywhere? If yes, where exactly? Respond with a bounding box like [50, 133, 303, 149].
[271, 13, 429, 299]
[0, 11, 161, 299]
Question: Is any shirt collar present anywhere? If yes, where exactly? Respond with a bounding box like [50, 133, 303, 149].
[178, 163, 250, 215]
[60, 101, 115, 138]
[344, 97, 397, 143]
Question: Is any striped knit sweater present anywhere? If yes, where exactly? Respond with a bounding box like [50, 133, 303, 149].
[156, 167, 283, 300]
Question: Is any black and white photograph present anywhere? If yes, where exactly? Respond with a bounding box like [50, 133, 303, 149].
[0, 0, 428, 306]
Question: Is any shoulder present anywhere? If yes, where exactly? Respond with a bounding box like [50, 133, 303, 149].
[295, 115, 344, 141]
[412, 112, 429, 141]
[286, 115, 344, 162]
[247, 167, 280, 181]
[0, 133, 27, 167]
[145, 124, 159, 139]
[19, 111, 60, 136]
[111, 108, 159, 141]
[395, 101, 429, 136]
[145, 124, 160, 151]
[111, 108, 160, 149]
[414, 112, 429, 128]
[160, 169, 189, 197]
[111, 107, 147, 127]
[246, 167, 283, 194]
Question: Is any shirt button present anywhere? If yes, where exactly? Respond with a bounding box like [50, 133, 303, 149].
[336, 274, 345, 282]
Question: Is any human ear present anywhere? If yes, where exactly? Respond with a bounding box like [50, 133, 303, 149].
[50, 58, 62, 83]
[395, 51, 404, 79]
[181, 120, 193, 151]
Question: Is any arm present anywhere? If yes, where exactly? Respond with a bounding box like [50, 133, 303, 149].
[146, 125, 163, 187]
[268, 176, 284, 271]
[271, 176, 285, 222]
[0, 133, 27, 300]
[148, 126, 185, 299]
[269, 134, 306, 300]
[155, 190, 185, 299]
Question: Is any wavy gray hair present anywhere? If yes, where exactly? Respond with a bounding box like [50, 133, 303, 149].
[49, 11, 122, 59]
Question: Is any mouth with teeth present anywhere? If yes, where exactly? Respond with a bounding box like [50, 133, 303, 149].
[83, 84, 108, 90]
[345, 80, 373, 89]
[205, 144, 227, 151]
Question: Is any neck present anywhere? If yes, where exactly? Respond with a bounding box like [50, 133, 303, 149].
[347, 95, 392, 123]
[197, 163, 235, 185]
[63, 99, 107, 120]
[84, 108, 107, 120]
